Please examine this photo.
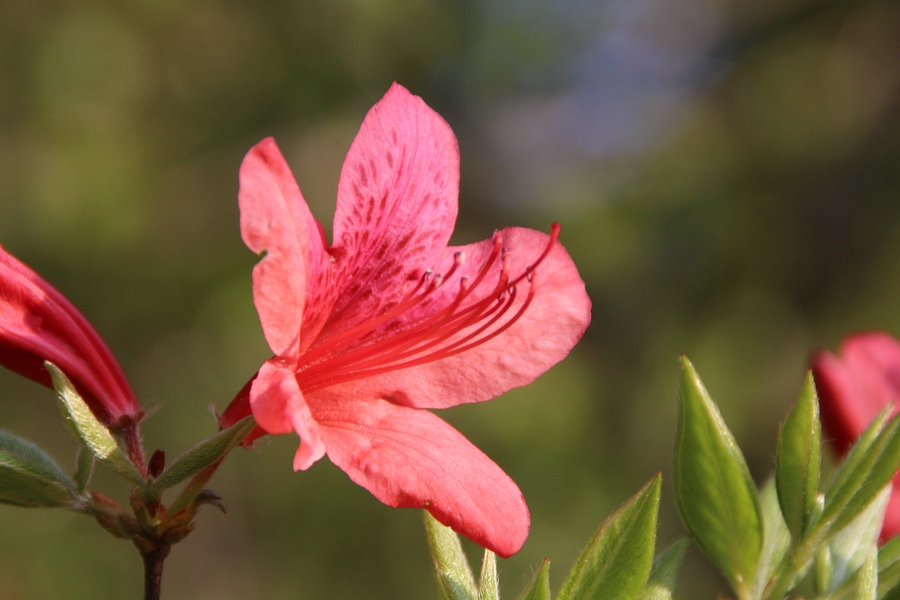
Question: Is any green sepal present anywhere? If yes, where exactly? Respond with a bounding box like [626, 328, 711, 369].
[151, 416, 255, 493]
[639, 538, 688, 600]
[752, 479, 791, 598]
[478, 550, 498, 600]
[775, 372, 821, 540]
[47, 362, 144, 486]
[673, 357, 762, 597]
[0, 429, 79, 508]
[557, 474, 661, 600]
[517, 560, 551, 600]
[424, 511, 477, 600]
[816, 409, 900, 538]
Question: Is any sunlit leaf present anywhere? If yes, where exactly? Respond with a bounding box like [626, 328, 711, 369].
[424, 511, 477, 600]
[150, 416, 255, 493]
[557, 474, 660, 600]
[775, 372, 820, 539]
[47, 362, 143, 486]
[674, 357, 762, 597]
[517, 560, 550, 600]
[0, 429, 78, 508]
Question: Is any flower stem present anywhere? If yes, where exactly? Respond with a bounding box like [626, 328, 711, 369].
[141, 544, 171, 600]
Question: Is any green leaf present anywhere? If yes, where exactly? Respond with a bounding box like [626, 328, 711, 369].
[639, 538, 688, 600]
[0, 430, 78, 508]
[878, 535, 900, 594]
[557, 474, 661, 600]
[424, 511, 477, 600]
[478, 550, 498, 600]
[818, 411, 900, 537]
[517, 560, 551, 600]
[752, 479, 791, 598]
[775, 372, 821, 540]
[673, 357, 762, 597]
[47, 362, 144, 486]
[828, 485, 890, 590]
[151, 416, 255, 493]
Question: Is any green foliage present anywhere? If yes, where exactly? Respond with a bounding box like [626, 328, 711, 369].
[517, 560, 551, 600]
[478, 550, 498, 600]
[672, 359, 900, 600]
[47, 362, 144, 486]
[815, 409, 900, 539]
[775, 372, 821, 540]
[674, 357, 762, 598]
[751, 480, 791, 599]
[556, 474, 660, 600]
[639, 539, 688, 600]
[424, 511, 478, 600]
[0, 429, 79, 508]
[150, 416, 255, 494]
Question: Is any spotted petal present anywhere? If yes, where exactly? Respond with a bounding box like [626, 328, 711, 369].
[323, 83, 460, 342]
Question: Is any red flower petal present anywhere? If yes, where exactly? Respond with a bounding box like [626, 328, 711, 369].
[313, 396, 529, 557]
[239, 138, 336, 355]
[251, 358, 325, 470]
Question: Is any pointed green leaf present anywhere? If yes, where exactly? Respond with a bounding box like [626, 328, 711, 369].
[424, 511, 477, 600]
[829, 485, 890, 590]
[47, 363, 144, 486]
[478, 550, 498, 600]
[0, 430, 78, 508]
[151, 417, 255, 493]
[639, 538, 688, 600]
[673, 357, 762, 597]
[557, 474, 661, 600]
[818, 412, 900, 537]
[775, 372, 821, 539]
[752, 479, 791, 598]
[517, 560, 551, 600]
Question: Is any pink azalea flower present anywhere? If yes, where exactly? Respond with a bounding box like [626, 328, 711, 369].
[812, 331, 900, 541]
[220, 83, 591, 557]
[0, 244, 143, 430]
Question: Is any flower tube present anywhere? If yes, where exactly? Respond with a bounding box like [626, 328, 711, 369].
[0, 244, 142, 429]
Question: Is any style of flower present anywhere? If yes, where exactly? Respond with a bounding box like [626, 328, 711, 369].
[220, 83, 591, 557]
[812, 331, 900, 541]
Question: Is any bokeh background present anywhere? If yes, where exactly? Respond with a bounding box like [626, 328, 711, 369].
[1, 0, 899, 598]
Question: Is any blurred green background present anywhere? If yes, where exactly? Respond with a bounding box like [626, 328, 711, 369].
[1, 0, 899, 598]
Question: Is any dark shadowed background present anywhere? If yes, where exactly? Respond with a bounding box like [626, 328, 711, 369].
[1, 0, 899, 598]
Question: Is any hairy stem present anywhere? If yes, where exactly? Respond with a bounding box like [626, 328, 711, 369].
[141, 544, 171, 600]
